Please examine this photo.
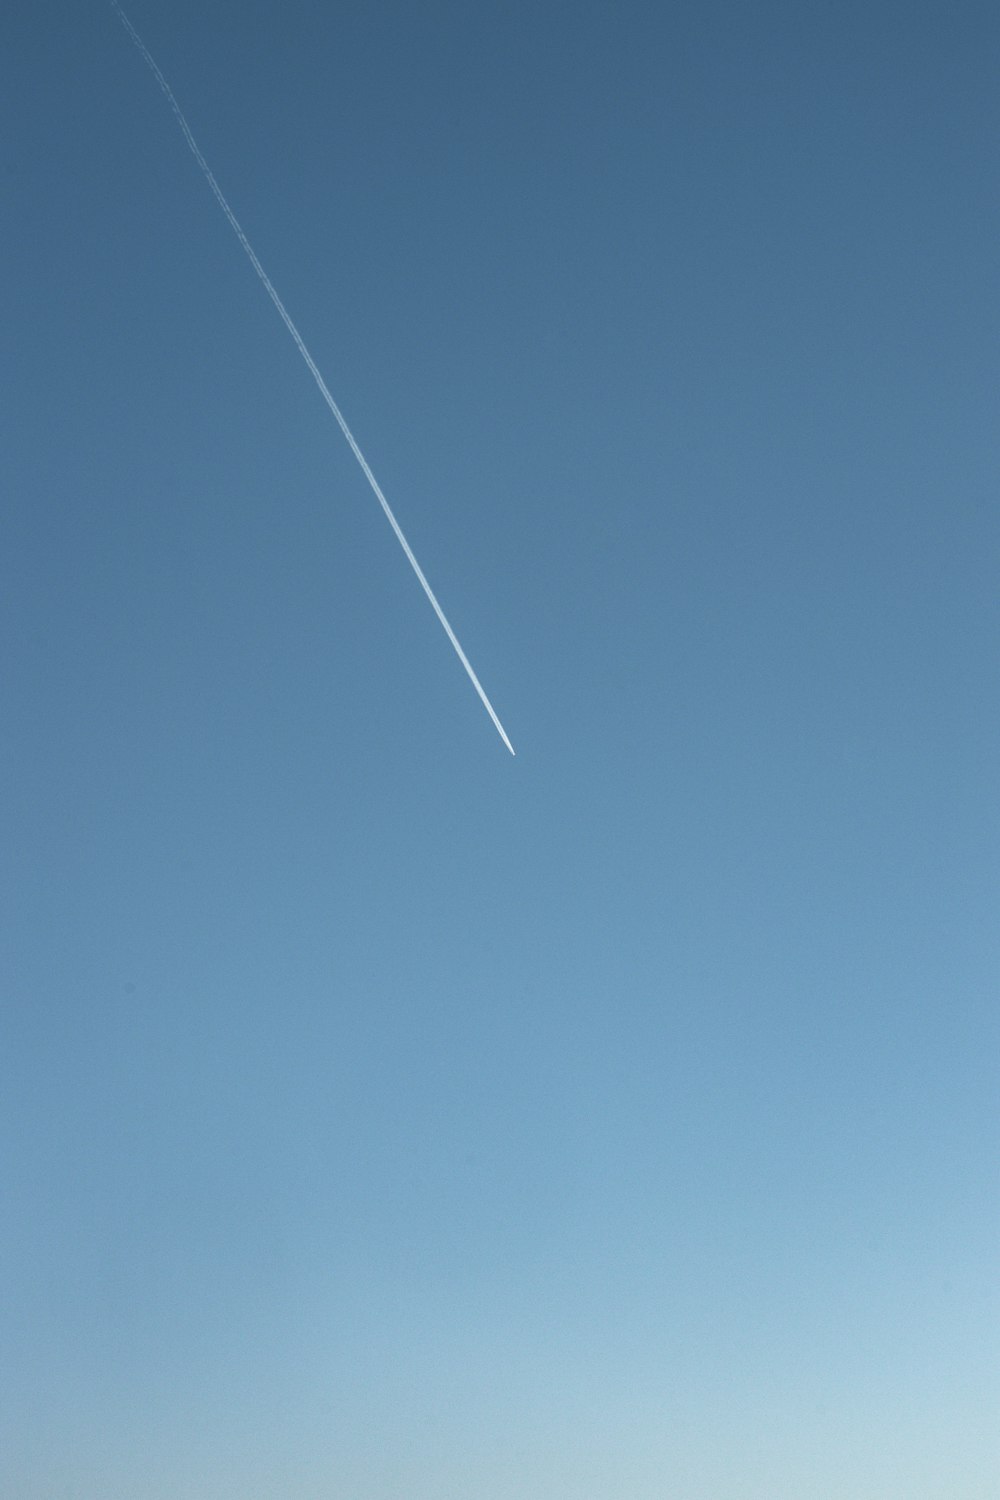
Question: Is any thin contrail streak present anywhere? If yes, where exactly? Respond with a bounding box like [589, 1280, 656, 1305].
[110, 1, 515, 756]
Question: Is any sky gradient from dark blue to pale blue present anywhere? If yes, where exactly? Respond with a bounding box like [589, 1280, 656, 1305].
[3, 2, 998, 1495]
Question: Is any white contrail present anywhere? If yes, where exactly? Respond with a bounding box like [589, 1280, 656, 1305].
[110, 1, 515, 756]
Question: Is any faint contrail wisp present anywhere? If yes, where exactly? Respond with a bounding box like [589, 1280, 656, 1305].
[110, 1, 515, 756]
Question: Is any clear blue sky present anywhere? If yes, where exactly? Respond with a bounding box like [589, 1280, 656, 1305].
[3, 1, 997, 1495]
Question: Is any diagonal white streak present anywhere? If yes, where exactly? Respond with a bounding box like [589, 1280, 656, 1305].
[110, 1, 515, 756]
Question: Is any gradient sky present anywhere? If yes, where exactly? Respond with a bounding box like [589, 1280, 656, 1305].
[3, 2, 998, 1496]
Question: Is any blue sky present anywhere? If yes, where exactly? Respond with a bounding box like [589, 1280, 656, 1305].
[3, 1, 998, 1495]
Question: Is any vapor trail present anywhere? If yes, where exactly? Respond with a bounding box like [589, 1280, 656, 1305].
[110, 1, 515, 756]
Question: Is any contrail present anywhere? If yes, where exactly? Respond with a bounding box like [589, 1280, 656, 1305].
[110, 1, 515, 756]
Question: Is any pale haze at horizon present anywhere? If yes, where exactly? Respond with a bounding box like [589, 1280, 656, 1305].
[2, 2, 998, 1497]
